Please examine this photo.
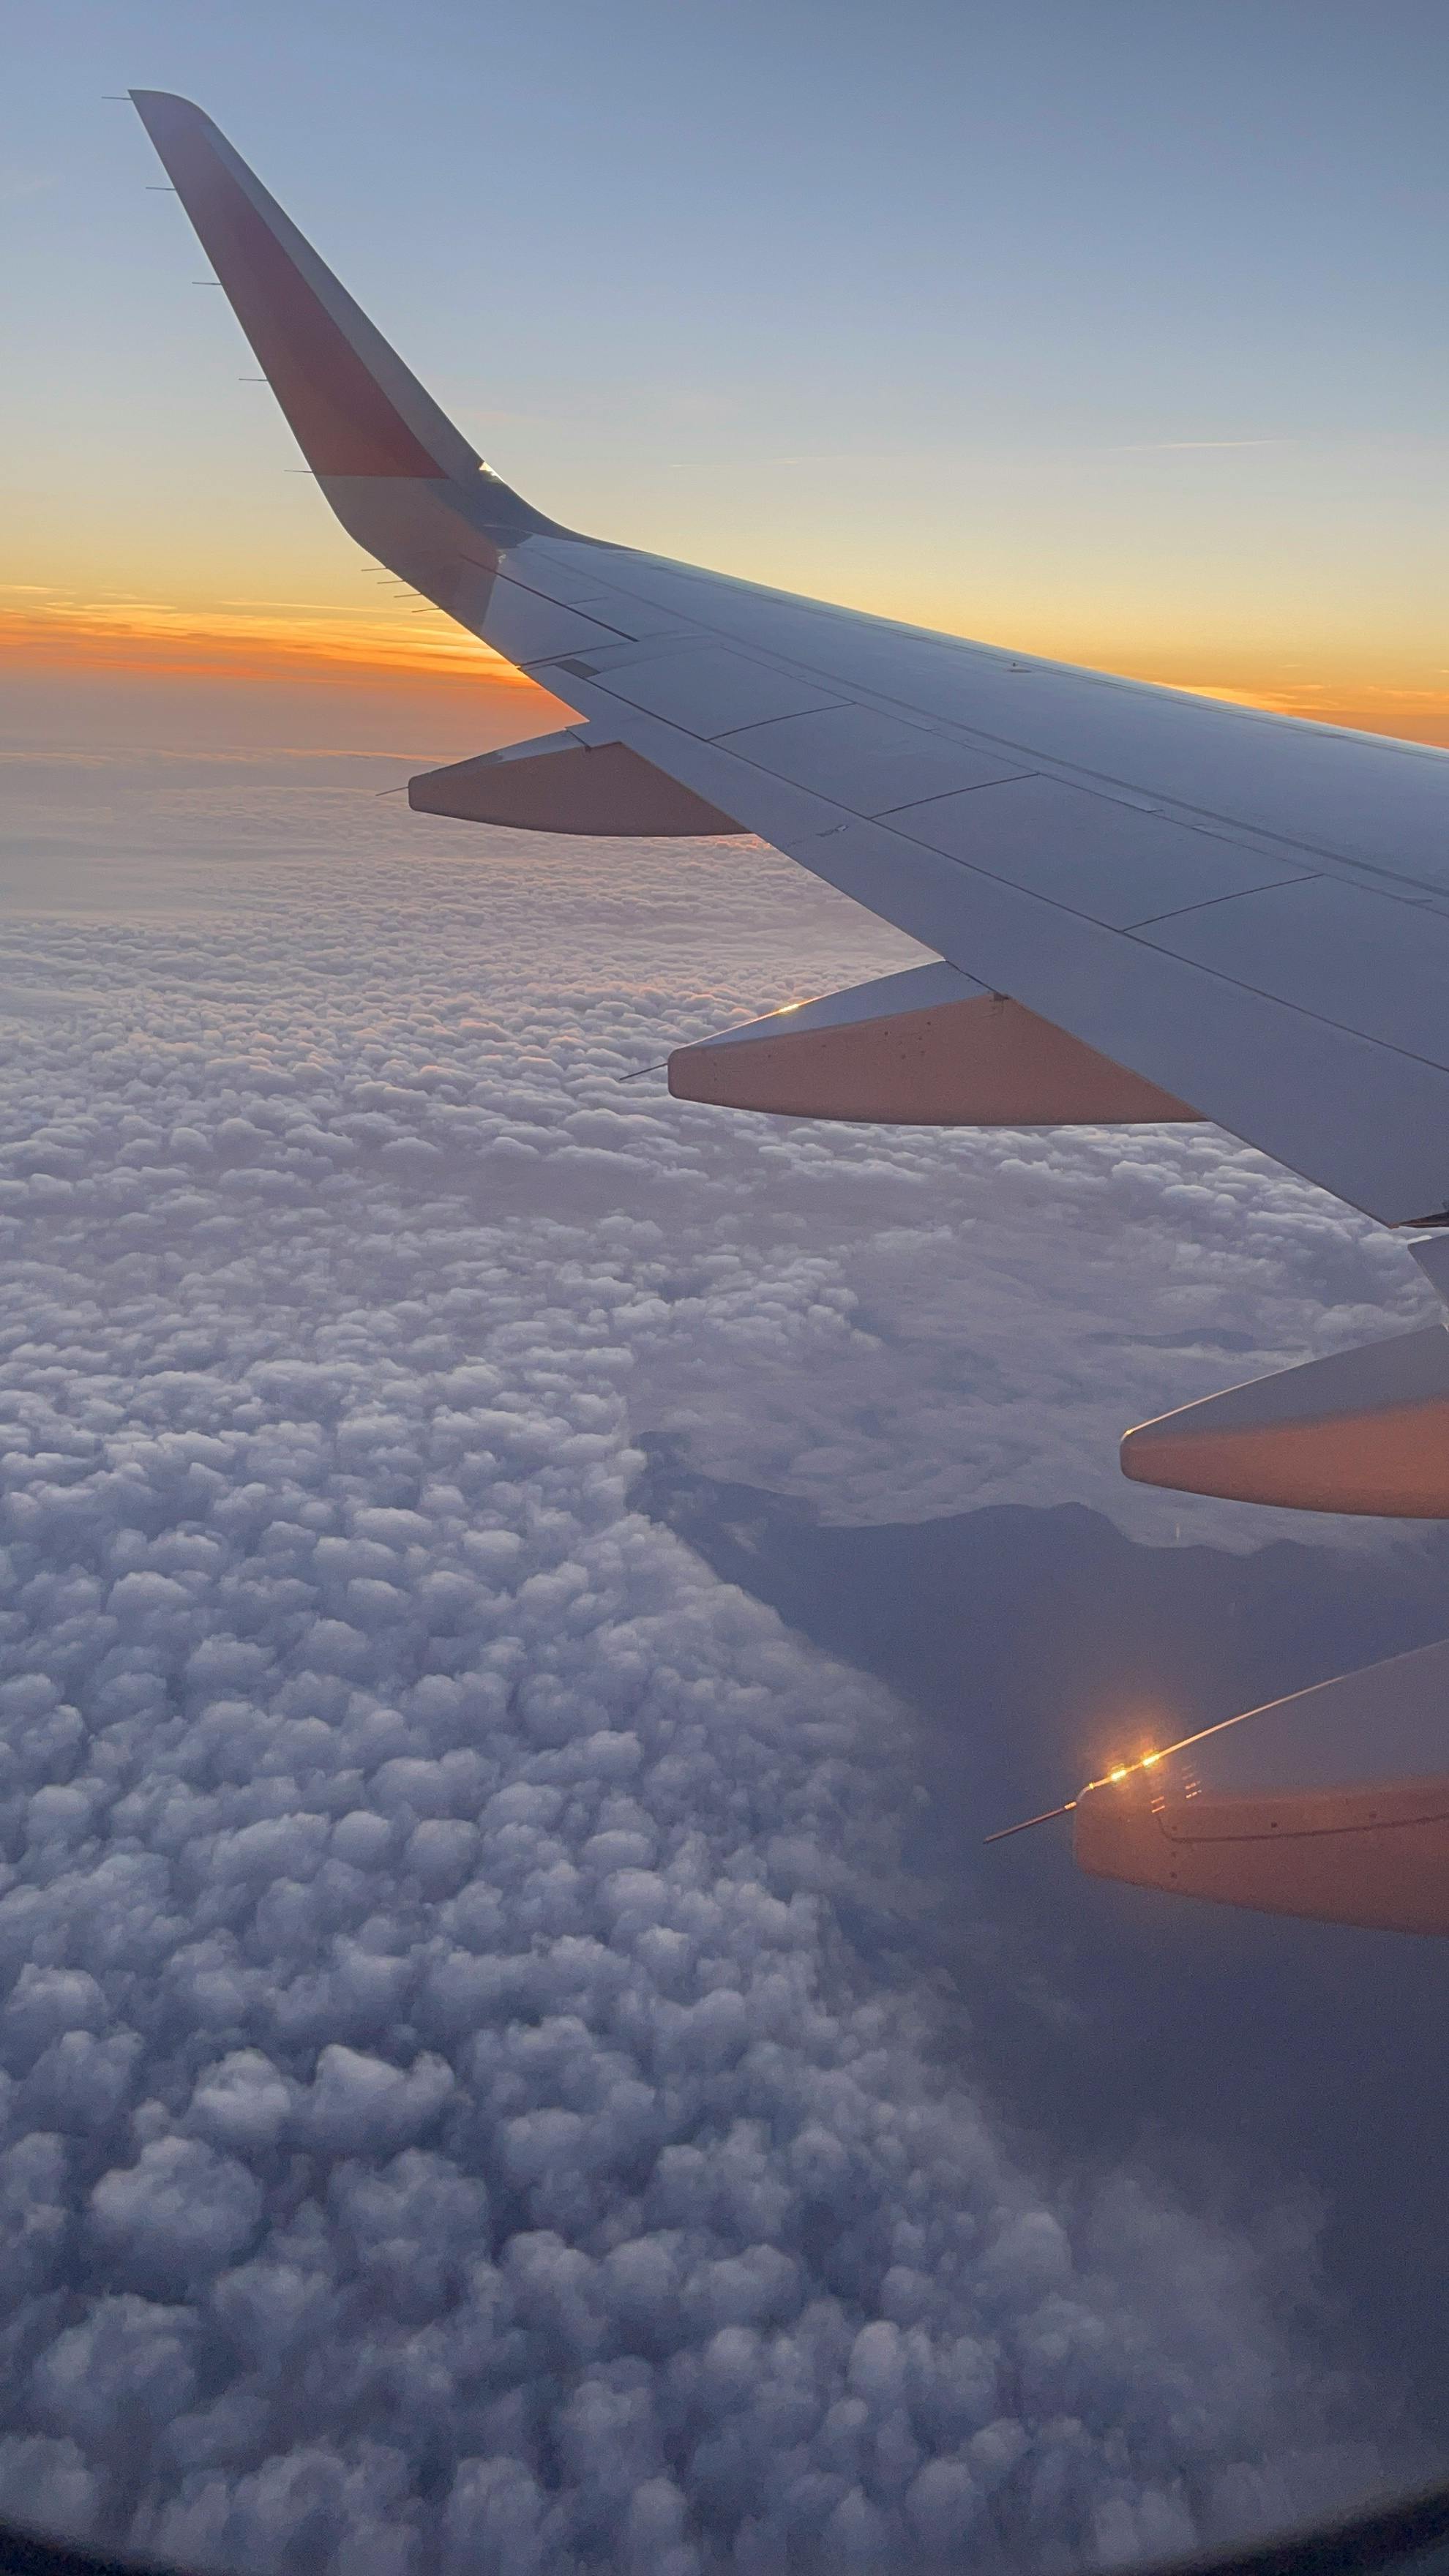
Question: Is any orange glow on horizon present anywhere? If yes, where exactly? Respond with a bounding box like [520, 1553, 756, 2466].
[0, 594, 580, 759]
[4, 594, 1447, 755]
[1107, 661, 1449, 750]
[0, 596, 545, 690]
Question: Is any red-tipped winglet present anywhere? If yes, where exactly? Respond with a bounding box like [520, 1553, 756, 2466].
[130, 90, 480, 482]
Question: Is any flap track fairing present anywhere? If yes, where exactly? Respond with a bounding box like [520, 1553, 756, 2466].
[667, 962, 1202, 1127]
[1121, 1321, 1449, 1516]
[408, 732, 741, 838]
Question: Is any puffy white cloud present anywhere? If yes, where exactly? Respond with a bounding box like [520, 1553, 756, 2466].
[89, 2137, 264, 2295]
[0, 749, 1409, 2572]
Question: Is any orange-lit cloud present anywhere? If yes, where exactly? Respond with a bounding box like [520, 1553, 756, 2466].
[4, 591, 1446, 758]
[1104, 653, 1449, 749]
[0, 591, 544, 687]
[0, 594, 578, 757]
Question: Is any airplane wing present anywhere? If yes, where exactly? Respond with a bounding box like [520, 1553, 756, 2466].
[132, 93, 1449, 1925]
[131, 91, 1449, 1236]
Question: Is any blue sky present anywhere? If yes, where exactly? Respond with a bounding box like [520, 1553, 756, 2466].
[5, 0, 1448, 734]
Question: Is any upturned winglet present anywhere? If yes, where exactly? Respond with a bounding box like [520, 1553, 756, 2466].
[131, 90, 481, 480]
[130, 89, 558, 550]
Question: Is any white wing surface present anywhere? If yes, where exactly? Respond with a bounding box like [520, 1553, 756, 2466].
[132, 89, 1449, 1233]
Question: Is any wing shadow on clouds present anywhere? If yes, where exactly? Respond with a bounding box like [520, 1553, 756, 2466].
[637, 1436, 1449, 2416]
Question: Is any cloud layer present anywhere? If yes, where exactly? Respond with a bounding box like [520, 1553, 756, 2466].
[0, 754, 1408, 2572]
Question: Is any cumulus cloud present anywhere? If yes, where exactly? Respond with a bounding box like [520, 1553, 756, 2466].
[0, 750, 1406, 2572]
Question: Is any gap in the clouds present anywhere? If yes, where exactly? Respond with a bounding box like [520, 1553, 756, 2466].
[636, 1435, 1449, 2429]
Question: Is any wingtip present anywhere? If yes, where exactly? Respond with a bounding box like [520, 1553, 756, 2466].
[129, 89, 212, 137]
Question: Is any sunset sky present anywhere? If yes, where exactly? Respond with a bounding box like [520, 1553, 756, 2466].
[8, 14, 1449, 2561]
[7, 0, 1448, 752]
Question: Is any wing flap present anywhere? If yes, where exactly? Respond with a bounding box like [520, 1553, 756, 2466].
[1142, 875, 1449, 1072]
[575, 644, 845, 738]
[885, 774, 1314, 930]
[706, 705, 1028, 812]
